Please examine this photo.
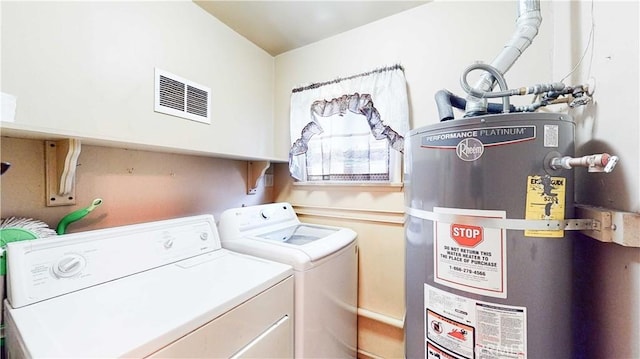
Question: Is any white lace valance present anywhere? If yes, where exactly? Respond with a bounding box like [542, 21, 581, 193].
[289, 65, 409, 181]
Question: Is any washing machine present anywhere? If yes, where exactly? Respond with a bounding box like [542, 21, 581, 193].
[218, 202, 358, 358]
[4, 215, 294, 358]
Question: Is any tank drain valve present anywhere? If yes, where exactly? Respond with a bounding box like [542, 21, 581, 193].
[550, 153, 619, 173]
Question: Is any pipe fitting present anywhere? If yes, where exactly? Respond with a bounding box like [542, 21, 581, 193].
[550, 153, 619, 173]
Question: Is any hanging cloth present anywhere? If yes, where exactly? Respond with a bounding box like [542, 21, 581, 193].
[289, 65, 409, 181]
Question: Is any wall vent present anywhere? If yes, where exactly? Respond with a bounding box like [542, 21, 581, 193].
[154, 68, 211, 124]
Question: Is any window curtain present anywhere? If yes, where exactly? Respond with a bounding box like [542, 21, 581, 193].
[289, 65, 409, 181]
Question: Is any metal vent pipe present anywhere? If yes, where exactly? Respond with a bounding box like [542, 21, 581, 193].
[464, 0, 542, 116]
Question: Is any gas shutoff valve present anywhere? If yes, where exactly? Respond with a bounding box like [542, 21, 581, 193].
[550, 153, 619, 173]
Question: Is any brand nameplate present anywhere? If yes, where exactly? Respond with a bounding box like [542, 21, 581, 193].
[421, 125, 536, 148]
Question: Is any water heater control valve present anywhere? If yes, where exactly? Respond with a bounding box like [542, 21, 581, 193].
[550, 153, 619, 173]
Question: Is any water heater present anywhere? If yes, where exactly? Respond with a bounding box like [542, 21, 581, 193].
[404, 112, 575, 358]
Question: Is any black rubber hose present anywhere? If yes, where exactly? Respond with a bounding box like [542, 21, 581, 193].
[435, 89, 517, 121]
[435, 89, 456, 121]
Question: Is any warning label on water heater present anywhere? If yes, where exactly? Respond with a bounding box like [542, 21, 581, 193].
[425, 285, 528, 359]
[433, 207, 507, 298]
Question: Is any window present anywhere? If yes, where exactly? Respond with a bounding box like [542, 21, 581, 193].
[289, 65, 408, 184]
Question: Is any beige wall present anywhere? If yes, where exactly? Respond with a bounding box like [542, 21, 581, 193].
[1, 1, 276, 160]
[274, 1, 639, 358]
[1, 0, 278, 230]
[0, 137, 272, 233]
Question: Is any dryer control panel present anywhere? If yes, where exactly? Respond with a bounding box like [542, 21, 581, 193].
[6, 215, 221, 308]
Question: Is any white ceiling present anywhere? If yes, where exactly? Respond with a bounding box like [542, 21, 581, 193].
[194, 1, 429, 56]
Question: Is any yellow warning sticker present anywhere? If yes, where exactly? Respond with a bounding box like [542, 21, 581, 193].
[525, 175, 566, 238]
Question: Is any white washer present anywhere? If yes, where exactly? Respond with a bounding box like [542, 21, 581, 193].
[4, 215, 294, 359]
[218, 202, 358, 358]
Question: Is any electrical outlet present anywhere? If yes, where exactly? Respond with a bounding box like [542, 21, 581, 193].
[264, 174, 274, 187]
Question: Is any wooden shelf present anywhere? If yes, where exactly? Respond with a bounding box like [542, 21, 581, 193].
[575, 204, 640, 247]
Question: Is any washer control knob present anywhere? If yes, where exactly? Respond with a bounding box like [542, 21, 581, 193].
[200, 232, 209, 241]
[260, 210, 272, 220]
[164, 239, 174, 249]
[53, 254, 86, 278]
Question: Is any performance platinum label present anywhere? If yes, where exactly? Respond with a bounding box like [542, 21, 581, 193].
[421, 126, 536, 153]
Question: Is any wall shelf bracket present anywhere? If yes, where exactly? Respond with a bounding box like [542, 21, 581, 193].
[247, 160, 270, 195]
[45, 139, 81, 206]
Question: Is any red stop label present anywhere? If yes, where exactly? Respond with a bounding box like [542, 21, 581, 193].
[450, 224, 483, 247]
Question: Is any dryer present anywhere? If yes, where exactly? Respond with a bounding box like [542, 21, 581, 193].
[4, 215, 294, 358]
[218, 202, 358, 358]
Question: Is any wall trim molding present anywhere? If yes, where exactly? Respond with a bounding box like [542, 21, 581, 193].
[292, 204, 404, 224]
[357, 307, 404, 329]
[292, 182, 403, 192]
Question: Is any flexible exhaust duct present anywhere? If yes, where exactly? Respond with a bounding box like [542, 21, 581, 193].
[464, 0, 542, 116]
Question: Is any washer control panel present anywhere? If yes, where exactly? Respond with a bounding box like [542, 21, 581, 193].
[219, 202, 299, 240]
[6, 215, 221, 308]
[253, 203, 296, 225]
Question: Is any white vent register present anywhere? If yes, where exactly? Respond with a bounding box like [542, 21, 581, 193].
[154, 68, 211, 124]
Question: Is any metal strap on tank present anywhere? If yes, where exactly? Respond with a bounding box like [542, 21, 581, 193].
[405, 207, 594, 231]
